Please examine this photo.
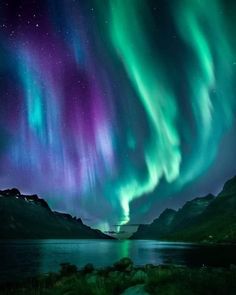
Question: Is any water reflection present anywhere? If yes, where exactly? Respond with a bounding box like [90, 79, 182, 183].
[0, 240, 236, 282]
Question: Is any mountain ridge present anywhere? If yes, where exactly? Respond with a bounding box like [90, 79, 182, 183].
[130, 176, 236, 243]
[0, 188, 113, 239]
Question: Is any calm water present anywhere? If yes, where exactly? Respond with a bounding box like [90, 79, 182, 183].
[0, 239, 236, 282]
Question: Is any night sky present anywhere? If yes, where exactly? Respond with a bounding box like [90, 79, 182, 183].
[0, 0, 236, 236]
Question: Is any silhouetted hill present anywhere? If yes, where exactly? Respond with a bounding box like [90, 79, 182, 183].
[131, 176, 236, 243]
[131, 209, 176, 239]
[0, 189, 113, 239]
[169, 194, 215, 230]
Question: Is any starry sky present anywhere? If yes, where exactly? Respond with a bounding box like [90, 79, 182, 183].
[0, 0, 236, 235]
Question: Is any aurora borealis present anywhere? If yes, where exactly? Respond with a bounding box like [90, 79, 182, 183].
[0, 0, 236, 234]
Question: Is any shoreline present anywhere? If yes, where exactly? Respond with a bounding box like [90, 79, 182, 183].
[1, 258, 236, 294]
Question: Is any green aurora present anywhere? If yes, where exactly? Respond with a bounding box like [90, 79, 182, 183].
[108, 0, 235, 228]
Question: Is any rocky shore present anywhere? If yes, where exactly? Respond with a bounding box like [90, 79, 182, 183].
[1, 258, 236, 294]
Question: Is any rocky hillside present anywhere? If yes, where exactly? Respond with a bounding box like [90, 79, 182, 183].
[0, 188, 112, 239]
[131, 176, 236, 243]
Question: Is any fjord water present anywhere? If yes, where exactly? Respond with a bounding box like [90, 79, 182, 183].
[1, 240, 236, 283]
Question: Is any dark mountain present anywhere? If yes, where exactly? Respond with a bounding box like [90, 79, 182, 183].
[130, 176, 236, 243]
[0, 188, 113, 239]
[172, 176, 236, 242]
[131, 209, 176, 239]
[169, 194, 215, 230]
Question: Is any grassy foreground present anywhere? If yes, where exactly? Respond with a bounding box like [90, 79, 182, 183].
[1, 258, 236, 295]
